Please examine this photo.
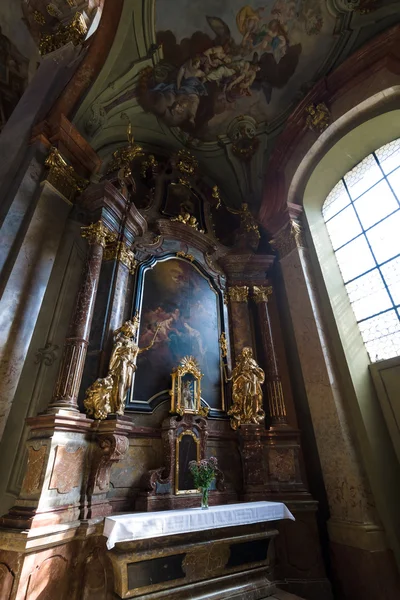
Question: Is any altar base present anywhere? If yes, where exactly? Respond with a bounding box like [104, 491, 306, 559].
[108, 522, 278, 600]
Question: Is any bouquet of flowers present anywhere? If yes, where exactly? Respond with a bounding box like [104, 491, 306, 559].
[189, 457, 218, 509]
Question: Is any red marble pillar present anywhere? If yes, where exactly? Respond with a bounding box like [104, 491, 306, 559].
[48, 220, 116, 413]
[227, 286, 252, 360]
[252, 285, 288, 427]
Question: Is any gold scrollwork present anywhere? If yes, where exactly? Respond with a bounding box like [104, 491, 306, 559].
[39, 12, 87, 55]
[219, 332, 228, 359]
[81, 221, 117, 248]
[44, 147, 88, 201]
[174, 149, 198, 178]
[228, 286, 249, 303]
[176, 251, 195, 262]
[252, 285, 273, 304]
[103, 241, 137, 274]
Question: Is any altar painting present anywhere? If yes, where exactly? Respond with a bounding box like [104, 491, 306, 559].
[133, 259, 222, 408]
[137, 0, 336, 140]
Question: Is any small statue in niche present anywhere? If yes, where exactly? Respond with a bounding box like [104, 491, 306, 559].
[226, 347, 265, 430]
[84, 317, 160, 419]
[182, 380, 195, 410]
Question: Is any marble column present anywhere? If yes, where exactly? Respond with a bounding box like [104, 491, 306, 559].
[48, 221, 116, 413]
[227, 286, 252, 359]
[252, 285, 288, 427]
[80, 240, 135, 396]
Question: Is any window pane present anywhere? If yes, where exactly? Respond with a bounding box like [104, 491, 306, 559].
[325, 205, 362, 250]
[358, 309, 400, 343]
[375, 138, 400, 175]
[344, 153, 382, 200]
[367, 211, 400, 264]
[354, 180, 399, 229]
[380, 256, 400, 305]
[345, 269, 391, 321]
[365, 331, 400, 362]
[323, 179, 351, 221]
[387, 168, 400, 200]
[335, 235, 375, 282]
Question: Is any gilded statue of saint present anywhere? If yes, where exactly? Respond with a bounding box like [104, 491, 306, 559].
[226, 347, 265, 430]
[84, 318, 160, 419]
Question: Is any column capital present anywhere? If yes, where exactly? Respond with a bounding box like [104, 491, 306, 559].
[252, 285, 273, 304]
[228, 286, 249, 303]
[103, 240, 137, 274]
[271, 219, 306, 258]
[43, 146, 88, 202]
[81, 221, 117, 248]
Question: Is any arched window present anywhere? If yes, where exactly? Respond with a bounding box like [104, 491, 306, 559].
[323, 138, 400, 362]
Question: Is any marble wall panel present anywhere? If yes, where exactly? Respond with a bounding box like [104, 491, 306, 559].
[0, 562, 14, 600]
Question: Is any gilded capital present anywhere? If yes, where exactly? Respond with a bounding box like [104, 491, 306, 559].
[104, 241, 137, 274]
[271, 220, 305, 258]
[252, 286, 273, 304]
[44, 147, 88, 202]
[228, 286, 249, 303]
[81, 221, 117, 248]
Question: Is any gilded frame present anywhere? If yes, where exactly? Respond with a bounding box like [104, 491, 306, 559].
[175, 430, 200, 495]
[170, 355, 209, 416]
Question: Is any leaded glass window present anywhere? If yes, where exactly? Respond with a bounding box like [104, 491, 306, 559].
[323, 138, 400, 362]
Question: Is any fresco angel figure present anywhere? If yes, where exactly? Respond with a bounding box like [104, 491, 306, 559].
[236, 5, 265, 50]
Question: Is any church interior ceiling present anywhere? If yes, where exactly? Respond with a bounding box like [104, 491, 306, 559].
[1, 1, 400, 208]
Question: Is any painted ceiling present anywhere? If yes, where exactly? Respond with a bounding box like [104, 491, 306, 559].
[141, 0, 336, 141]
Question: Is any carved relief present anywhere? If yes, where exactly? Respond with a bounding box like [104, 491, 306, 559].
[26, 555, 69, 600]
[35, 342, 59, 366]
[21, 445, 47, 494]
[49, 445, 85, 494]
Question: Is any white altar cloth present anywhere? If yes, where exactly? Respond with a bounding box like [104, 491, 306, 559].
[103, 501, 295, 549]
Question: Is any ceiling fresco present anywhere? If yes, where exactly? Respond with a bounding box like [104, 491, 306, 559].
[137, 1, 336, 141]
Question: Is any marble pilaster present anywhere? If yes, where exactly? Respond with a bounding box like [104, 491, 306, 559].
[252, 286, 288, 427]
[227, 286, 252, 359]
[0, 180, 72, 440]
[272, 218, 383, 534]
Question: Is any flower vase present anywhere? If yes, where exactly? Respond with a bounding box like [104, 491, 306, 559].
[200, 486, 209, 509]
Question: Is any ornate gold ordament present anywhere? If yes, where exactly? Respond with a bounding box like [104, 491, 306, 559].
[219, 332, 228, 359]
[104, 241, 137, 274]
[271, 220, 305, 258]
[228, 286, 249, 303]
[140, 154, 158, 178]
[107, 123, 144, 174]
[171, 212, 204, 233]
[176, 251, 194, 262]
[84, 317, 160, 420]
[81, 221, 117, 248]
[174, 149, 198, 178]
[252, 286, 273, 304]
[170, 356, 208, 417]
[305, 102, 331, 134]
[226, 347, 265, 430]
[44, 147, 88, 202]
[39, 12, 87, 55]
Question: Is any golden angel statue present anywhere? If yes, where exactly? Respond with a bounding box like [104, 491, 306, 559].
[226, 347, 265, 430]
[84, 317, 160, 419]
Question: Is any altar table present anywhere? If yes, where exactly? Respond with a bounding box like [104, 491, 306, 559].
[104, 502, 295, 599]
[104, 500, 295, 549]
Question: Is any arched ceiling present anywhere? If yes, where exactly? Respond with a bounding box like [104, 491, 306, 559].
[70, 0, 400, 210]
